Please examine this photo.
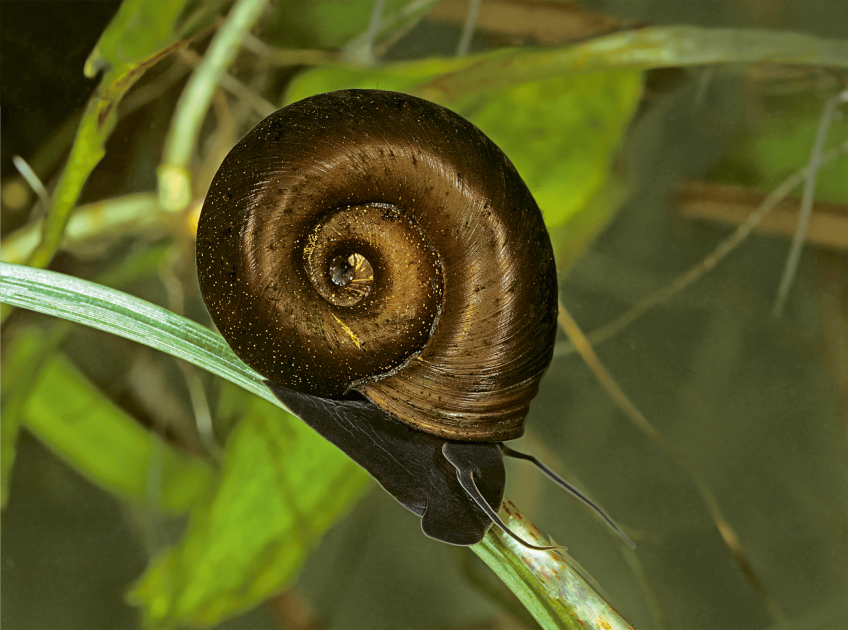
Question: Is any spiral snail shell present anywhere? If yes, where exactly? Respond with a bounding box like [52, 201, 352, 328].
[197, 88, 558, 443]
[197, 90, 631, 548]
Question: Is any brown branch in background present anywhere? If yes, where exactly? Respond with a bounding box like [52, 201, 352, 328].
[676, 181, 848, 250]
[556, 300, 787, 624]
[555, 139, 848, 358]
[429, 0, 627, 45]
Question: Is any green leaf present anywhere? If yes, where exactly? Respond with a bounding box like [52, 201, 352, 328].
[85, 0, 223, 77]
[128, 392, 369, 626]
[1, 263, 372, 626]
[549, 175, 630, 274]
[286, 56, 477, 102]
[413, 27, 848, 104]
[469, 71, 641, 228]
[23, 353, 212, 513]
[1, 244, 175, 508]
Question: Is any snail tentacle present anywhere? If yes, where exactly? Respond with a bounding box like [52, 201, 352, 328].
[443, 442, 563, 551]
[501, 445, 635, 548]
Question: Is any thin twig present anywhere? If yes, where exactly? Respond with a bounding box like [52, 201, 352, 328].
[556, 300, 787, 623]
[773, 90, 848, 317]
[177, 48, 277, 117]
[12, 155, 51, 215]
[555, 139, 848, 357]
[359, 0, 386, 65]
[345, 0, 441, 62]
[456, 0, 482, 57]
[183, 366, 225, 463]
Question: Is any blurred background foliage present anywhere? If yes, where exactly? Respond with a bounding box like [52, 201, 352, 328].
[1, 0, 847, 628]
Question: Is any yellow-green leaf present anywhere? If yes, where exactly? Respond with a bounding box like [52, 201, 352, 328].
[23, 354, 212, 514]
[128, 390, 369, 627]
[468, 71, 641, 228]
[86, 0, 223, 77]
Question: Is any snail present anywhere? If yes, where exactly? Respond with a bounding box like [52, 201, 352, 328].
[197, 89, 632, 548]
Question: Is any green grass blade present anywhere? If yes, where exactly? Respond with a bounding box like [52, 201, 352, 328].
[158, 0, 268, 211]
[0, 262, 280, 410]
[418, 26, 848, 103]
[474, 502, 633, 630]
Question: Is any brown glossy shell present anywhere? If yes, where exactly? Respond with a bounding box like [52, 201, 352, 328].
[197, 89, 557, 442]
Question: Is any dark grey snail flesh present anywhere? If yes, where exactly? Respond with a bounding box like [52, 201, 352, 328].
[265, 381, 507, 546]
[197, 89, 632, 548]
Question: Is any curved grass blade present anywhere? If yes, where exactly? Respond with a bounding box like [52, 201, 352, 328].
[0, 262, 280, 411]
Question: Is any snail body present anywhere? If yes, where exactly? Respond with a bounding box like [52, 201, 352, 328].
[198, 90, 630, 548]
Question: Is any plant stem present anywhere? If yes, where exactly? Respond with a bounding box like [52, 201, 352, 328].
[473, 501, 633, 630]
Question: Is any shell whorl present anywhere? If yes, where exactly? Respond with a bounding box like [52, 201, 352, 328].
[196, 89, 558, 442]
